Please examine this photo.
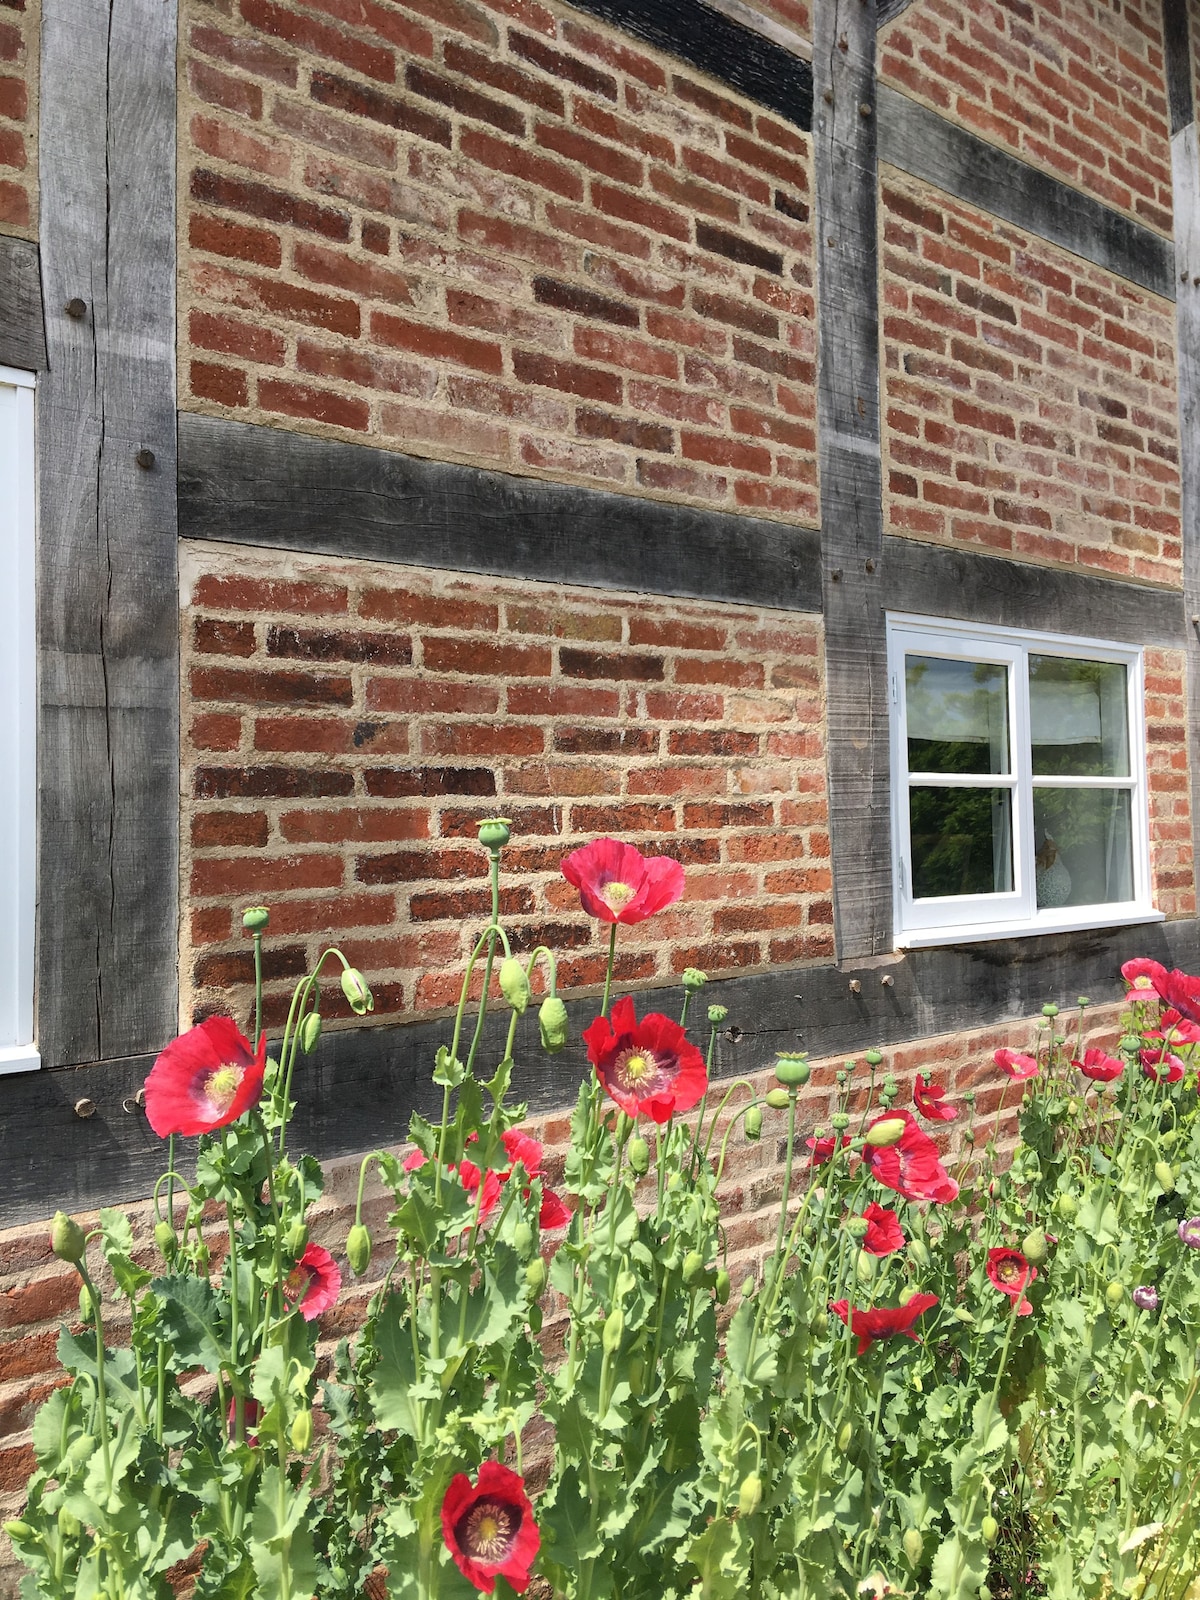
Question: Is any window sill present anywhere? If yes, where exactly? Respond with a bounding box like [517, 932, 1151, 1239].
[0, 1043, 41, 1075]
[895, 906, 1165, 951]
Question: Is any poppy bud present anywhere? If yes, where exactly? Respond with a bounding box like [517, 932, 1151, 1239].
[741, 1277, 755, 1298]
[499, 958, 531, 1015]
[513, 1221, 533, 1257]
[51, 1212, 87, 1266]
[78, 1284, 95, 1326]
[847, 1217, 869, 1240]
[682, 1250, 706, 1287]
[737, 1474, 762, 1517]
[953, 1307, 975, 1324]
[865, 1117, 907, 1148]
[242, 907, 270, 931]
[1155, 1161, 1176, 1194]
[907, 1239, 929, 1267]
[346, 1224, 372, 1277]
[290, 1407, 313, 1452]
[57, 1511, 79, 1540]
[856, 1251, 876, 1286]
[299, 1011, 322, 1055]
[340, 968, 374, 1015]
[902, 1529, 923, 1566]
[810, 1310, 829, 1337]
[3, 1522, 33, 1544]
[538, 995, 569, 1053]
[525, 1257, 546, 1297]
[765, 1088, 791, 1110]
[982, 1515, 998, 1546]
[1022, 1230, 1048, 1265]
[477, 817, 512, 850]
[775, 1053, 810, 1087]
[715, 1268, 731, 1305]
[1105, 1280, 1125, 1308]
[682, 968, 708, 993]
[1133, 1285, 1159, 1312]
[836, 1421, 853, 1452]
[529, 1301, 543, 1334]
[1056, 1193, 1078, 1220]
[154, 1220, 178, 1262]
[1066, 1099, 1081, 1117]
[627, 1136, 650, 1175]
[602, 1309, 624, 1353]
[744, 1106, 763, 1140]
[284, 1220, 309, 1260]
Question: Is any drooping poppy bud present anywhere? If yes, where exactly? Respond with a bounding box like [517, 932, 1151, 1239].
[1022, 1230, 1048, 1264]
[291, 1407, 313, 1452]
[340, 968, 374, 1015]
[299, 1011, 322, 1054]
[51, 1212, 87, 1266]
[627, 1136, 650, 1175]
[682, 1250, 706, 1287]
[744, 1105, 762, 1140]
[346, 1224, 373, 1277]
[1105, 1280, 1125, 1308]
[765, 1087, 790, 1109]
[499, 958, 531, 1015]
[1155, 1161, 1176, 1194]
[715, 1268, 731, 1304]
[525, 1257, 546, 1297]
[602, 1309, 624, 1352]
[154, 1220, 178, 1262]
[78, 1284, 95, 1326]
[902, 1530, 923, 1566]
[737, 1474, 762, 1516]
[982, 1515, 999, 1546]
[538, 995, 569, 1053]
[864, 1117, 907, 1148]
[284, 1220, 309, 1260]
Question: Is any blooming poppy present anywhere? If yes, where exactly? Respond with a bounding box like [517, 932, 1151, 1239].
[143, 1016, 267, 1138]
[829, 1293, 939, 1356]
[1132, 1285, 1159, 1312]
[862, 1111, 959, 1204]
[1141, 1047, 1185, 1084]
[441, 1461, 540, 1594]
[498, 1130, 571, 1230]
[1177, 1217, 1200, 1248]
[860, 1202, 905, 1257]
[583, 995, 707, 1123]
[1149, 968, 1200, 1024]
[1073, 1048, 1124, 1083]
[993, 1048, 1039, 1082]
[986, 1247, 1036, 1316]
[283, 1242, 341, 1323]
[1122, 957, 1168, 993]
[1151, 1009, 1200, 1046]
[913, 1074, 957, 1122]
[806, 1132, 851, 1168]
[561, 837, 685, 926]
[403, 1148, 504, 1225]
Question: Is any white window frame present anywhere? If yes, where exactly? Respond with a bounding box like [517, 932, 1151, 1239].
[887, 612, 1161, 950]
[0, 365, 39, 1072]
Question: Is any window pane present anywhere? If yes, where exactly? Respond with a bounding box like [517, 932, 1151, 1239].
[906, 656, 1010, 775]
[909, 787, 1014, 899]
[1029, 656, 1129, 777]
[1033, 789, 1134, 907]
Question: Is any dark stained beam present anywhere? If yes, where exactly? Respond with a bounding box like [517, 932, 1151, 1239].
[0, 234, 46, 372]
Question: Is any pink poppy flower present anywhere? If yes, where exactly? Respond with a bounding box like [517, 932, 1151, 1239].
[1149, 969, 1200, 1024]
[561, 837, 685, 925]
[986, 1247, 1036, 1316]
[1141, 1047, 1185, 1084]
[1151, 1009, 1200, 1046]
[913, 1074, 957, 1122]
[583, 996, 707, 1123]
[283, 1242, 341, 1322]
[1073, 1048, 1123, 1083]
[441, 1462, 540, 1595]
[144, 1017, 267, 1138]
[829, 1293, 939, 1356]
[807, 1133, 851, 1168]
[861, 1201, 905, 1257]
[1122, 957, 1168, 993]
[862, 1110, 959, 1204]
[994, 1048, 1039, 1082]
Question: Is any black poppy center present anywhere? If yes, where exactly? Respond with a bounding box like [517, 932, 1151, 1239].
[458, 1499, 519, 1563]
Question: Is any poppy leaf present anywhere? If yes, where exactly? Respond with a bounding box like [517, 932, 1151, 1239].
[153, 1275, 229, 1375]
[249, 1468, 317, 1600]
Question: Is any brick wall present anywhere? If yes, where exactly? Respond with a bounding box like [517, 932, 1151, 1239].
[879, 0, 1172, 237]
[880, 166, 1182, 588]
[178, 0, 818, 522]
[180, 542, 831, 1035]
[1145, 646, 1196, 921]
[0, 0, 37, 238]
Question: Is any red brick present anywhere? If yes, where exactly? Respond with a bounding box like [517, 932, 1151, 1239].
[240, 0, 396, 81]
[192, 712, 243, 751]
[189, 57, 263, 118]
[279, 807, 430, 844]
[190, 212, 283, 267]
[591, 181, 690, 242]
[193, 576, 348, 613]
[443, 39, 565, 115]
[535, 120, 642, 186]
[272, 98, 398, 167]
[191, 360, 249, 405]
[192, 851, 345, 896]
[191, 168, 351, 241]
[190, 22, 300, 86]
[308, 69, 451, 147]
[371, 311, 503, 375]
[190, 111, 292, 178]
[512, 350, 622, 404]
[460, 126, 585, 202]
[193, 262, 361, 334]
[509, 30, 617, 100]
[190, 308, 286, 365]
[191, 665, 354, 707]
[192, 810, 270, 848]
[422, 637, 551, 677]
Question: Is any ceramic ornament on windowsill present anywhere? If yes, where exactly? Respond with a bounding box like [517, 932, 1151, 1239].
[1035, 836, 1072, 908]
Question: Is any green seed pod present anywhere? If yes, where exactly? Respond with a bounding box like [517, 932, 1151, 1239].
[715, 1268, 731, 1305]
[765, 1088, 791, 1110]
[499, 957, 531, 1016]
[628, 1136, 651, 1175]
[907, 1238, 930, 1268]
[810, 1310, 830, 1337]
[682, 1250, 707, 1287]
[775, 1053, 810, 1086]
[1155, 1161, 1176, 1194]
[902, 1529, 923, 1566]
[538, 995, 569, 1054]
[51, 1211, 87, 1266]
[477, 817, 512, 850]
[831, 1111, 851, 1130]
[846, 1217, 870, 1241]
[284, 1220, 309, 1260]
[290, 1407, 313, 1453]
[744, 1105, 763, 1141]
[242, 906, 270, 931]
[836, 1421, 853, 1453]
[708, 1004, 728, 1024]
[682, 968, 708, 993]
[1106, 1280, 1125, 1309]
[737, 1474, 763, 1517]
[865, 1049, 884, 1067]
[154, 1220, 178, 1262]
[602, 1309, 624, 1353]
[856, 1250, 877, 1286]
[340, 967, 374, 1016]
[1022, 1229, 1048, 1265]
[981, 1515, 999, 1546]
[346, 1224, 372, 1277]
[1056, 1192, 1078, 1220]
[299, 1010, 322, 1055]
[1042, 1003, 1059, 1018]
[525, 1257, 546, 1297]
[513, 1221, 534, 1257]
[865, 1117, 907, 1148]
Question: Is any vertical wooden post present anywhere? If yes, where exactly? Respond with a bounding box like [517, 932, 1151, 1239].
[37, 0, 179, 1066]
[813, 0, 892, 959]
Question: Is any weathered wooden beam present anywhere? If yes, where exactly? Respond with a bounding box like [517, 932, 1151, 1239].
[177, 413, 825, 614]
[813, 0, 892, 959]
[876, 0, 917, 23]
[877, 84, 1177, 300]
[37, 0, 179, 1067]
[1164, 0, 1194, 137]
[0, 234, 46, 371]
[564, 0, 813, 128]
[6, 914, 1195, 1229]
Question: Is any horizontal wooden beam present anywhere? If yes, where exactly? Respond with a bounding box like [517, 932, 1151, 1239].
[7, 914, 1195, 1228]
[0, 234, 46, 372]
[178, 413, 825, 614]
[877, 84, 1177, 300]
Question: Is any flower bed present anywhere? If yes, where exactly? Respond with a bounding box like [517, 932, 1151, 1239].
[8, 827, 1200, 1600]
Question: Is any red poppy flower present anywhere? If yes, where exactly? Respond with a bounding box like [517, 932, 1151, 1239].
[226, 1396, 262, 1447]
[1073, 1048, 1123, 1083]
[283, 1242, 341, 1323]
[807, 1132, 851, 1168]
[499, 1130, 571, 1231]
[1122, 957, 1168, 993]
[561, 837, 685, 925]
[144, 1017, 267, 1138]
[1141, 1047, 1185, 1084]
[1152, 1009, 1200, 1046]
[993, 1048, 1039, 1082]
[986, 1247, 1036, 1316]
[403, 1148, 504, 1225]
[861, 1201, 905, 1257]
[583, 995, 707, 1123]
[829, 1293, 939, 1356]
[441, 1461, 540, 1594]
[1149, 968, 1200, 1024]
[862, 1111, 959, 1204]
[913, 1074, 957, 1122]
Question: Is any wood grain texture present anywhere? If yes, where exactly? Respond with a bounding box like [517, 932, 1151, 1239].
[878, 85, 1177, 300]
[814, 0, 892, 959]
[566, 0, 813, 128]
[178, 414, 825, 613]
[0, 234, 46, 371]
[37, 0, 179, 1068]
[6, 913, 1196, 1227]
[1164, 0, 1194, 136]
[876, 0, 917, 23]
[884, 537, 1186, 647]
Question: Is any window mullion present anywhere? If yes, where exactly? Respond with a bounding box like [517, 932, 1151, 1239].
[1012, 647, 1037, 921]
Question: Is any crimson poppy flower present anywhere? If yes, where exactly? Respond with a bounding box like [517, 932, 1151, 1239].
[1149, 968, 1200, 1023]
[862, 1111, 958, 1204]
[1141, 1047, 1185, 1084]
[1073, 1048, 1124, 1083]
[283, 1242, 341, 1322]
[993, 1048, 1039, 1082]
[561, 837, 685, 925]
[861, 1201, 905, 1257]
[829, 1293, 939, 1356]
[913, 1074, 957, 1122]
[499, 1130, 571, 1231]
[986, 1247, 1036, 1315]
[1152, 1009, 1200, 1046]
[441, 1461, 540, 1594]
[144, 1017, 267, 1138]
[583, 995, 707, 1123]
[403, 1148, 504, 1225]
[1122, 957, 1168, 993]
[807, 1132, 851, 1168]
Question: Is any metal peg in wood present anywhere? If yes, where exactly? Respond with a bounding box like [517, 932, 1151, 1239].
[848, 979, 862, 994]
[64, 297, 87, 319]
[822, 89, 833, 103]
[830, 568, 842, 582]
[880, 974, 895, 988]
[865, 559, 876, 573]
[74, 1098, 97, 1119]
[859, 102, 872, 117]
[122, 1088, 147, 1114]
[136, 448, 156, 470]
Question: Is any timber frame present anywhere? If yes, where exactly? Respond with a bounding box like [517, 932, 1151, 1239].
[5, 0, 1200, 1225]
